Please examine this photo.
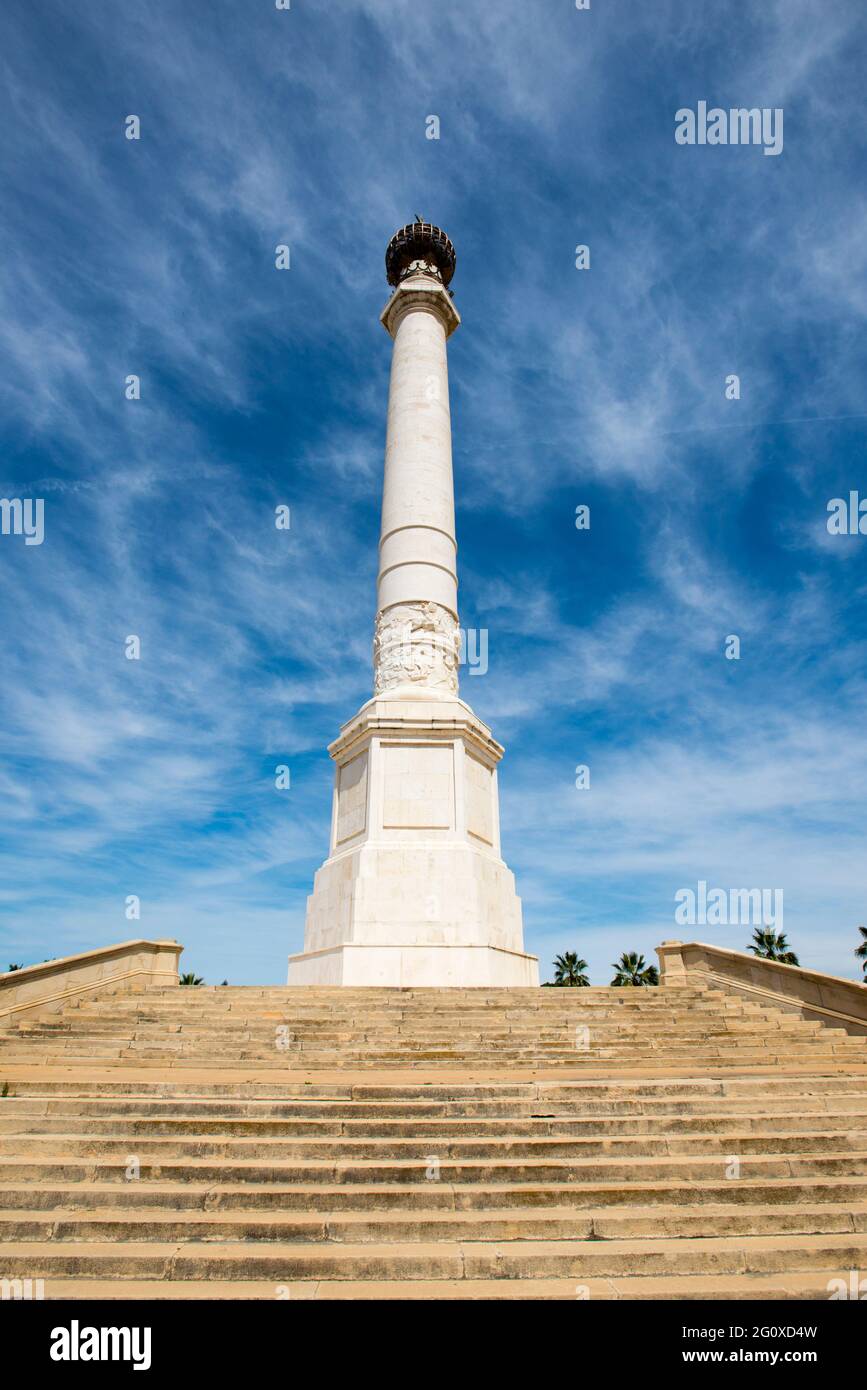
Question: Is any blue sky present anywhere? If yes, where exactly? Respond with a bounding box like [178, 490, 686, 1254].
[1, 0, 866, 985]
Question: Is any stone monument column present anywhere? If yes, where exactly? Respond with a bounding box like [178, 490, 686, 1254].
[288, 222, 539, 988]
[375, 243, 460, 698]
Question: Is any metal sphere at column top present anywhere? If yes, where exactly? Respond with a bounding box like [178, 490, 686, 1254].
[385, 221, 456, 288]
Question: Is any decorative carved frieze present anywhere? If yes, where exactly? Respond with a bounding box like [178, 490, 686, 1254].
[373, 601, 460, 695]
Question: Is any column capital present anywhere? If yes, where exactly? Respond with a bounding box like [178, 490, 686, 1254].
[380, 275, 461, 339]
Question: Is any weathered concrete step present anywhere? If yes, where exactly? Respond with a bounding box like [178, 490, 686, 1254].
[0, 1081, 542, 1100]
[5, 1074, 867, 1100]
[2, 1150, 864, 1184]
[13, 1034, 839, 1056]
[6, 1010, 831, 1032]
[66, 984, 721, 997]
[47, 1015, 758, 1034]
[19, 1034, 826, 1050]
[11, 1039, 833, 1045]
[53, 1011, 737, 1028]
[5, 1109, 867, 1139]
[117, 986, 729, 995]
[9, 1056, 861, 1074]
[5, 1175, 866, 1212]
[62, 1006, 730, 1017]
[6, 1091, 867, 1119]
[19, 1269, 851, 1299]
[6, 1017, 855, 1038]
[18, 1043, 845, 1059]
[5, 1127, 865, 1161]
[11, 1035, 835, 1049]
[2, 1201, 866, 1243]
[32, 1017, 778, 1036]
[62, 986, 722, 1004]
[2, 1231, 865, 1279]
[56, 1022, 823, 1039]
[6, 1049, 864, 1069]
[25, 998, 769, 1017]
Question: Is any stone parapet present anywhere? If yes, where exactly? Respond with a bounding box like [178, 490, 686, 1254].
[657, 939, 867, 1036]
[0, 939, 182, 1027]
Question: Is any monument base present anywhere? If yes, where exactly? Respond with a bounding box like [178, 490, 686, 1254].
[287, 942, 539, 988]
[287, 691, 539, 989]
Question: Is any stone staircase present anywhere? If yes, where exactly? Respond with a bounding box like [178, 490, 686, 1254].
[1, 982, 867, 1299]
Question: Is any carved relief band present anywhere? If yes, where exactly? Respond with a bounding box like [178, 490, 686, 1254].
[373, 601, 460, 695]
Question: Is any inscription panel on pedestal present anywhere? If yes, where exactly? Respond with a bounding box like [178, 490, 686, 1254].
[336, 751, 368, 844]
[382, 743, 453, 829]
[465, 753, 494, 845]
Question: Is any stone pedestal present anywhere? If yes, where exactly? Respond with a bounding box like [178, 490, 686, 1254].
[288, 223, 538, 988]
[288, 692, 538, 986]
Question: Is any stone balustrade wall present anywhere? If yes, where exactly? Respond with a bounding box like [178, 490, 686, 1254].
[657, 939, 867, 1036]
[0, 939, 182, 1027]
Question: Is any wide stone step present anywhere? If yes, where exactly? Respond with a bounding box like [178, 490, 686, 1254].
[6, 1046, 863, 1068]
[5, 1108, 867, 1140]
[5, 1117, 867, 1150]
[12, 1031, 837, 1054]
[9, 1049, 858, 1065]
[4, 1125, 867, 1161]
[24, 996, 761, 1015]
[5, 1175, 866, 1212]
[16, 1269, 851, 1300]
[14, 1001, 809, 1020]
[26, 1019, 788, 1038]
[6, 1074, 867, 1099]
[62, 986, 722, 1002]
[15, 1027, 828, 1047]
[2, 1231, 865, 1280]
[6, 1023, 844, 1043]
[2, 1200, 866, 1244]
[43, 1014, 758, 1032]
[4, 1008, 843, 1027]
[14, 1019, 738, 1035]
[36, 1016, 771, 1034]
[5, 1090, 867, 1119]
[2, 1150, 864, 1184]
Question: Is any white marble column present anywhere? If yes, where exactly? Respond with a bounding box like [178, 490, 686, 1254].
[375, 273, 462, 697]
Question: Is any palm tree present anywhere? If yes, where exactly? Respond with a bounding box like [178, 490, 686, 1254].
[551, 953, 590, 987]
[610, 952, 659, 987]
[747, 928, 799, 966]
[855, 926, 867, 978]
[6, 964, 23, 973]
[179, 972, 204, 987]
